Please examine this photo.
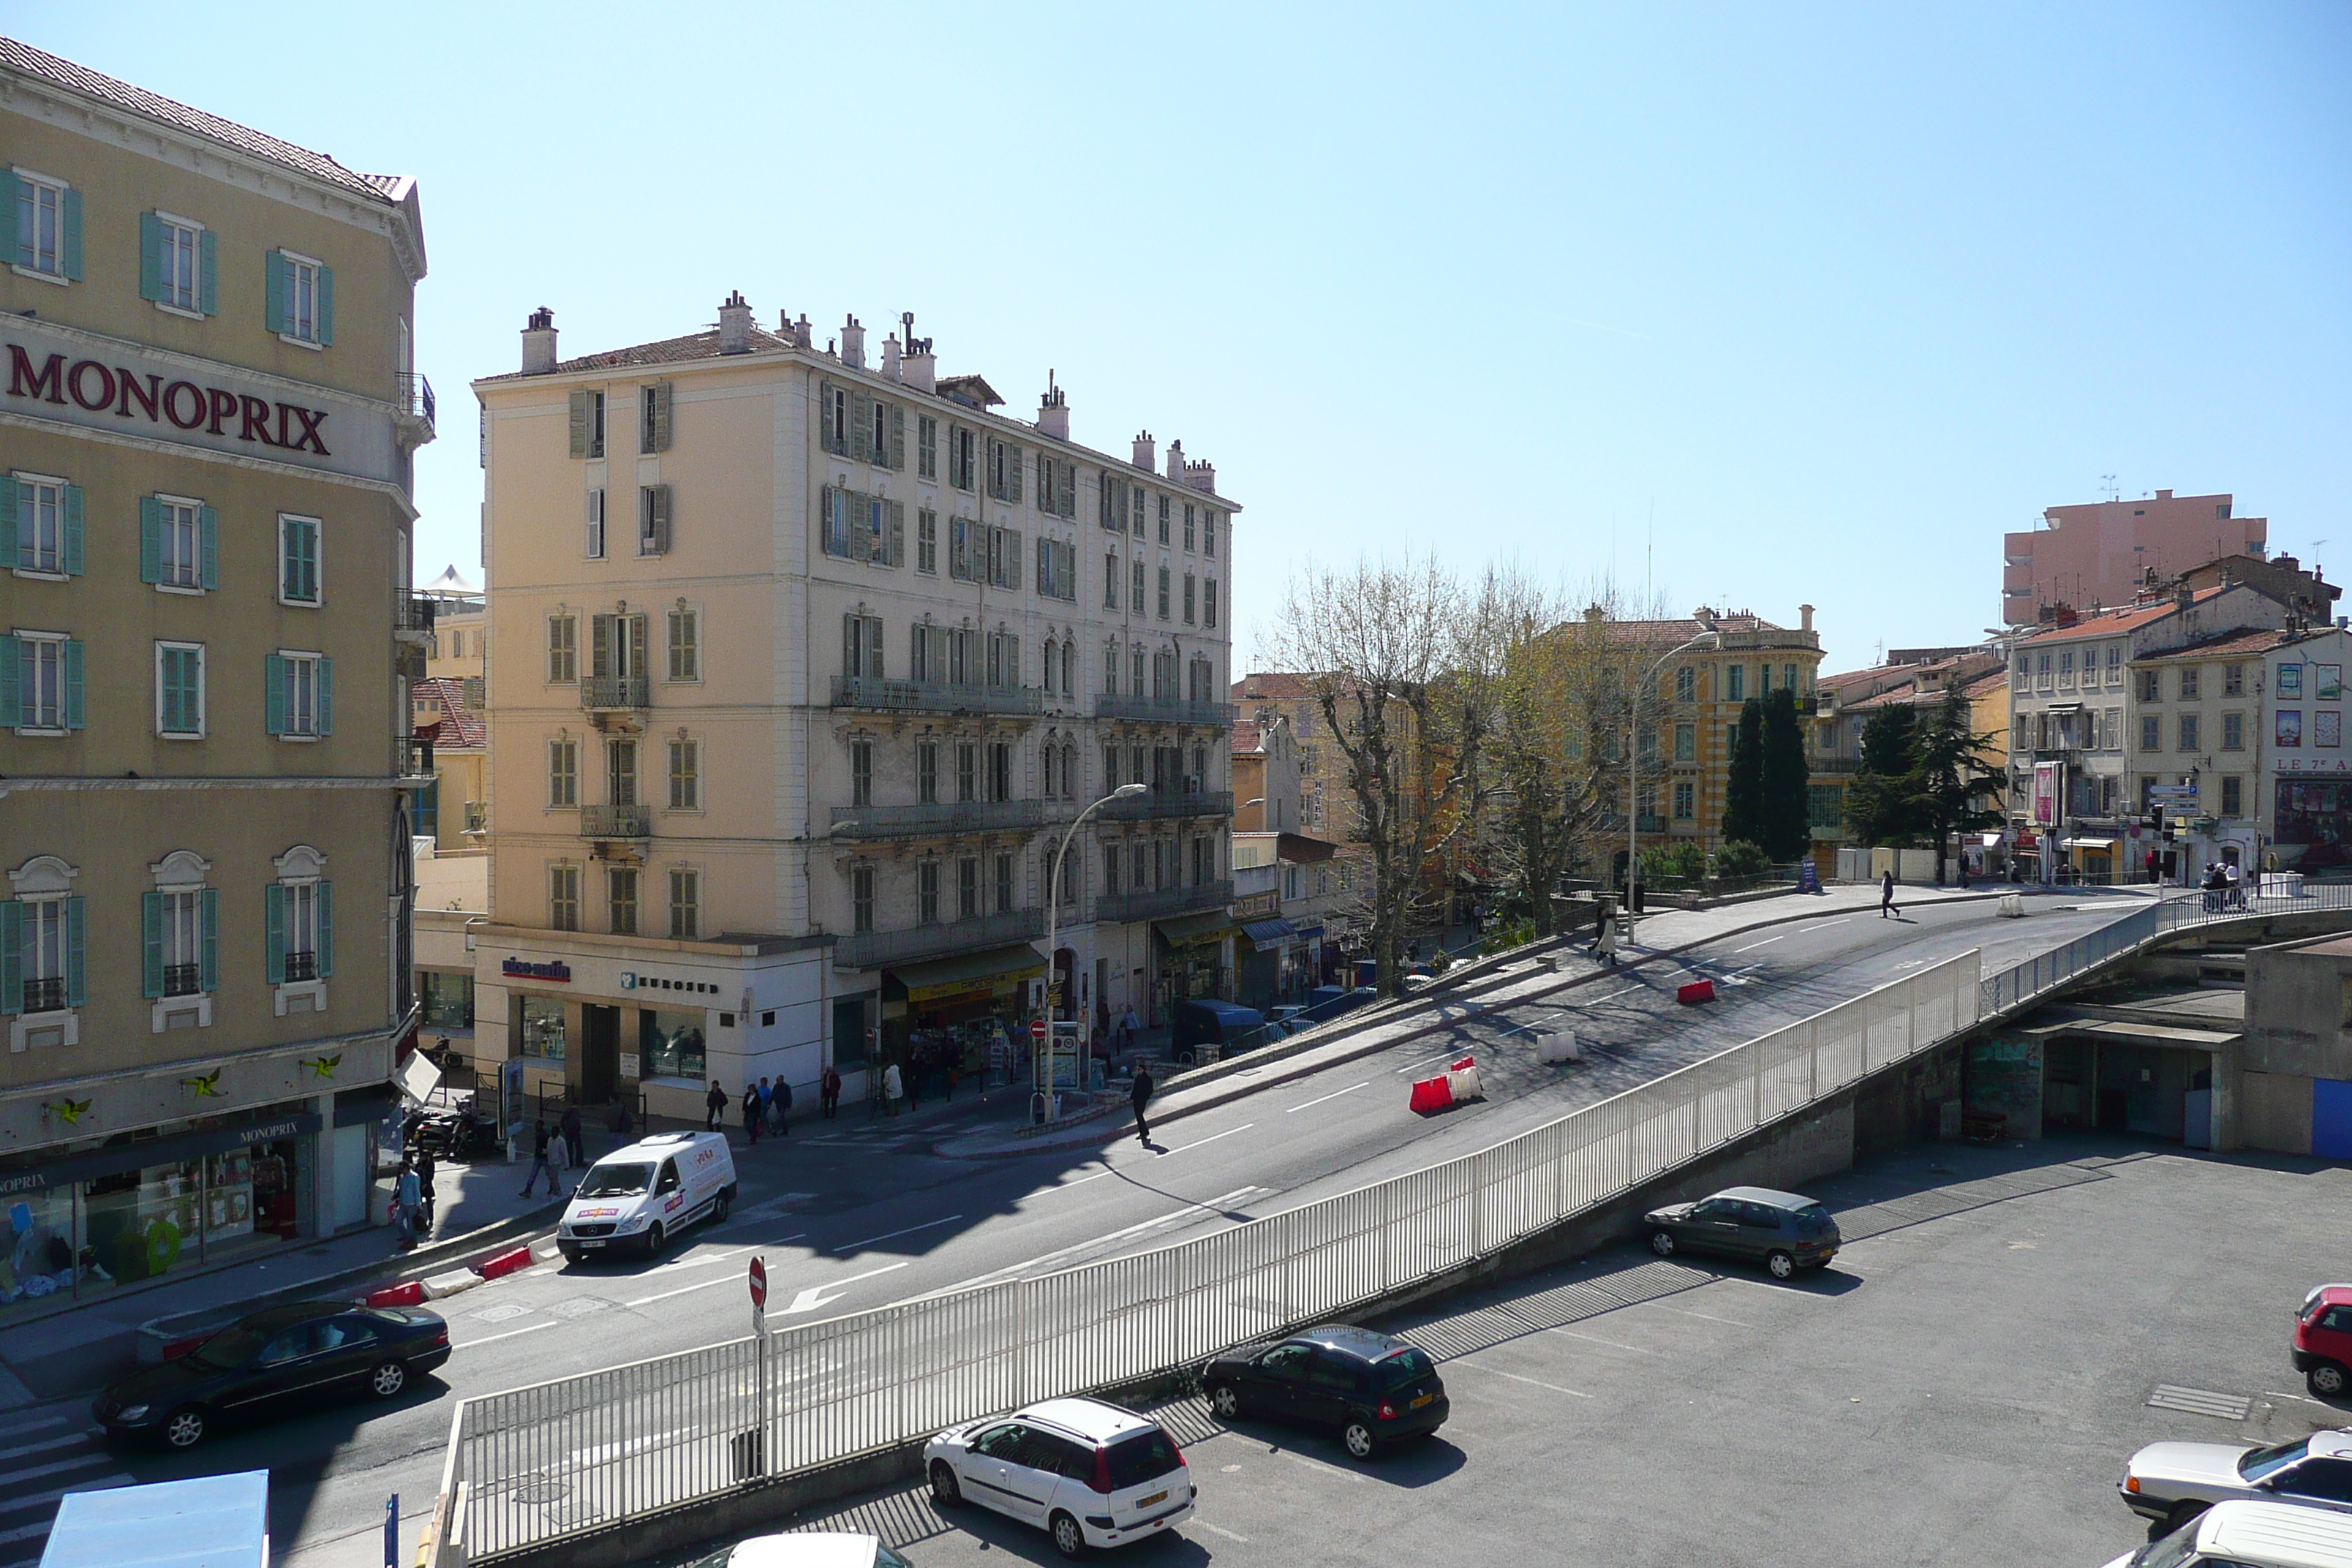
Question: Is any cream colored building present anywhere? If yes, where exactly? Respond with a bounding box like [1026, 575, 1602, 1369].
[471, 300, 1237, 1117]
[0, 37, 428, 1316]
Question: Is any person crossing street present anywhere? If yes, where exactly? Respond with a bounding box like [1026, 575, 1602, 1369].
[1131, 1061, 1156, 1145]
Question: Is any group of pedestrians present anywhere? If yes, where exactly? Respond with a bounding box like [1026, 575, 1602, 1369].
[2199, 858, 2252, 911]
[518, 1104, 592, 1199]
[715, 1068, 844, 1144]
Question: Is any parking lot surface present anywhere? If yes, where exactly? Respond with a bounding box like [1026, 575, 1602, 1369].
[666, 1133, 2352, 1568]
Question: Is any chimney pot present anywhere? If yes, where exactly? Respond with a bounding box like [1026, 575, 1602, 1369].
[1132, 430, 1156, 472]
[1037, 374, 1070, 440]
[717, 290, 753, 354]
[840, 314, 866, 370]
[1166, 439, 1184, 480]
[883, 333, 904, 382]
[521, 306, 558, 374]
[1799, 603, 1815, 633]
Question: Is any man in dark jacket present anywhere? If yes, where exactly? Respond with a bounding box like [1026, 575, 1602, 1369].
[560, 1105, 585, 1171]
[520, 1120, 557, 1197]
[1131, 1063, 1156, 1145]
[705, 1080, 728, 1132]
[742, 1082, 762, 1145]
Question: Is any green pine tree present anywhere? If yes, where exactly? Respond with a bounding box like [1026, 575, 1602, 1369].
[1844, 704, 1922, 846]
[1757, 687, 1812, 862]
[1722, 697, 1764, 848]
[1907, 688, 2008, 876]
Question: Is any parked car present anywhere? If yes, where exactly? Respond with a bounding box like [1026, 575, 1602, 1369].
[1199, 1323, 1448, 1458]
[1642, 1186, 1841, 1278]
[559, 1129, 738, 1262]
[685, 1531, 912, 1568]
[94, 1302, 449, 1450]
[2119, 1428, 2352, 1533]
[1303, 984, 1376, 1023]
[2099, 1498, 2352, 1568]
[2298, 1284, 2352, 1399]
[926, 1396, 1194, 1558]
[1263, 1005, 1309, 1037]
[1171, 999, 1264, 1056]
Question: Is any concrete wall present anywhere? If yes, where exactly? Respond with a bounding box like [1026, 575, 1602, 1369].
[2245, 935, 2352, 1079]
[2240, 1069, 2314, 1156]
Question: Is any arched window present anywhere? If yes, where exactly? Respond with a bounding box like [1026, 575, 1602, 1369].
[268, 844, 333, 1012]
[145, 851, 217, 1011]
[4, 855, 83, 1030]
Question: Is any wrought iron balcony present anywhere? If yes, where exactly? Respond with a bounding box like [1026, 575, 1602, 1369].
[396, 591, 438, 641]
[1809, 756, 1863, 774]
[1095, 879, 1235, 925]
[1098, 789, 1234, 823]
[580, 804, 652, 839]
[1093, 694, 1238, 725]
[162, 963, 204, 998]
[20, 976, 67, 1014]
[395, 372, 436, 442]
[1635, 813, 1667, 833]
[282, 951, 319, 983]
[829, 801, 1044, 840]
[832, 908, 1046, 971]
[831, 676, 1041, 717]
[581, 676, 649, 711]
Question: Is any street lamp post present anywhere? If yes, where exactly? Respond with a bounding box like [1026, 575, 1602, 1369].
[1039, 783, 1148, 1122]
[1627, 631, 1721, 946]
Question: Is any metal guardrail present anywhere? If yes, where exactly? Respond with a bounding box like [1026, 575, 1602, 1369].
[831, 908, 1045, 970]
[1098, 789, 1233, 823]
[397, 371, 437, 434]
[578, 804, 651, 839]
[443, 953, 1979, 1562]
[581, 676, 649, 710]
[1975, 881, 2352, 1015]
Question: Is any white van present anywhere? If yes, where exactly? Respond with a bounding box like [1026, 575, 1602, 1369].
[558, 1131, 738, 1262]
[2100, 1499, 2352, 1568]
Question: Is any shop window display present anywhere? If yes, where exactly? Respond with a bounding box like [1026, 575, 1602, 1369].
[2, 1189, 80, 1306]
[421, 970, 475, 1031]
[639, 1009, 706, 1081]
[521, 995, 567, 1060]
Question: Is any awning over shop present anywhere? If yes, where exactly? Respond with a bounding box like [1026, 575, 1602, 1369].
[2043, 701, 2084, 713]
[1976, 833, 2005, 848]
[1240, 918, 1297, 950]
[2060, 837, 2118, 851]
[893, 943, 1045, 1006]
[1155, 911, 1237, 948]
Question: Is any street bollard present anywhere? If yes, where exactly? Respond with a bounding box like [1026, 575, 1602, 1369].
[384, 1493, 398, 1568]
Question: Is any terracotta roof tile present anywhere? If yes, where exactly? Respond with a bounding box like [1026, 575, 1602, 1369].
[480, 325, 798, 382]
[2135, 625, 2325, 663]
[2016, 587, 2228, 644]
[412, 677, 484, 749]
[1230, 721, 1263, 753]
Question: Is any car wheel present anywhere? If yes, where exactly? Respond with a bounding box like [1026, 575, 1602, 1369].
[713, 1188, 733, 1222]
[1049, 1509, 1087, 1558]
[162, 1406, 206, 1450]
[1342, 1419, 1378, 1459]
[1765, 1249, 1796, 1281]
[1209, 1383, 1243, 1420]
[2166, 1501, 2208, 1536]
[2310, 1361, 2349, 1399]
[368, 1360, 407, 1399]
[1650, 1229, 1676, 1257]
[647, 1222, 666, 1256]
[929, 1460, 962, 1505]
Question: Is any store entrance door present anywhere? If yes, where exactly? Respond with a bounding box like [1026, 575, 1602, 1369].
[581, 1004, 620, 1104]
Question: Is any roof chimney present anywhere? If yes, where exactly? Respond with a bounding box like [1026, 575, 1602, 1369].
[1037, 373, 1069, 441]
[882, 333, 903, 382]
[840, 314, 865, 370]
[717, 290, 752, 354]
[1165, 438, 1185, 480]
[2174, 582, 2194, 612]
[1132, 430, 1156, 472]
[2155, 489, 2174, 500]
[1799, 603, 1815, 633]
[900, 314, 935, 392]
[1585, 605, 1607, 625]
[521, 306, 557, 374]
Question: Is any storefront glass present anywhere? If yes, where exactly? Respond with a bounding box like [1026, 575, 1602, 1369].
[421, 970, 475, 1030]
[520, 995, 567, 1060]
[639, 1008, 706, 1080]
[1, 1188, 76, 1311]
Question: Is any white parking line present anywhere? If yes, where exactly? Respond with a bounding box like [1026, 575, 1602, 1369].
[1201, 1523, 1251, 1543]
[1450, 1360, 1592, 1398]
[1545, 1326, 1667, 1357]
[1648, 1303, 1755, 1328]
[1730, 935, 1786, 954]
[1278, 1450, 1365, 1484]
[1286, 1082, 1369, 1114]
[834, 1214, 962, 1253]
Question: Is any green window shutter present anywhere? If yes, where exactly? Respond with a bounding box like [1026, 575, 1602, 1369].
[139, 211, 165, 301]
[0, 171, 18, 265]
[568, 390, 590, 458]
[820, 381, 838, 452]
[316, 881, 334, 977]
[0, 478, 15, 549]
[0, 901, 19, 1016]
[886, 500, 904, 567]
[316, 657, 333, 735]
[649, 382, 672, 451]
[199, 230, 218, 315]
[265, 883, 286, 984]
[0, 636, 17, 724]
[60, 483, 82, 576]
[851, 395, 872, 464]
[60, 187, 82, 282]
[888, 405, 905, 470]
[265, 653, 287, 735]
[265, 250, 288, 335]
[142, 891, 165, 998]
[64, 896, 86, 1006]
[1009, 444, 1023, 503]
[140, 497, 162, 583]
[61, 641, 83, 730]
[315, 264, 334, 345]
[199, 505, 219, 589]
[198, 886, 219, 994]
[1059, 461, 1076, 519]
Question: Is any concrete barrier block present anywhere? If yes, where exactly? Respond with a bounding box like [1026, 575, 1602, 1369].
[476, 1243, 534, 1281]
[1676, 979, 1716, 1005]
[422, 1269, 484, 1300]
[363, 1279, 426, 1309]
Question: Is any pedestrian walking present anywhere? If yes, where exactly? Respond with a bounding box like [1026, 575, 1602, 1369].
[1591, 896, 1611, 951]
[519, 1120, 557, 1196]
[1131, 1062, 1156, 1145]
[546, 1124, 570, 1188]
[742, 1081, 762, 1146]
[821, 1064, 843, 1120]
[882, 1060, 905, 1116]
[1880, 870, 1897, 919]
[560, 1105, 584, 1171]
[608, 1098, 633, 1142]
[772, 1075, 792, 1137]
[393, 1158, 422, 1248]
[2225, 859, 2244, 910]
[1120, 1005, 1139, 1055]
[756, 1076, 774, 1131]
[705, 1079, 728, 1132]
[412, 1146, 437, 1240]
[1597, 915, 1618, 970]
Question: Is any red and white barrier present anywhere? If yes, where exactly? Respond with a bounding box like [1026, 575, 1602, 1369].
[1676, 979, 1716, 1005]
[475, 1243, 535, 1281]
[1408, 1075, 1454, 1114]
[1447, 1055, 1485, 1102]
[363, 1279, 426, 1309]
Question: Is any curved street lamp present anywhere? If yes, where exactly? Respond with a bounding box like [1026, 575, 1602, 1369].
[1036, 783, 1149, 1123]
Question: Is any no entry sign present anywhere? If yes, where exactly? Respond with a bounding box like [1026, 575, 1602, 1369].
[1030, 1019, 1048, 1041]
[748, 1255, 767, 1312]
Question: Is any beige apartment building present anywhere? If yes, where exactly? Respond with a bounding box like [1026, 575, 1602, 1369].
[2002, 489, 2266, 627]
[0, 38, 429, 1319]
[471, 300, 1237, 1118]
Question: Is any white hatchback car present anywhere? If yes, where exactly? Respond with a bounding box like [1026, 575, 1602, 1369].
[686, 1532, 910, 1568]
[925, 1396, 1195, 1557]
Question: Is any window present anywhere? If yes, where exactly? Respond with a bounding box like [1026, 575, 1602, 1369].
[1675, 666, 1695, 702]
[1132, 841, 1148, 891]
[549, 739, 578, 807]
[918, 508, 938, 574]
[2179, 666, 2201, 700]
[667, 608, 698, 681]
[668, 739, 699, 810]
[12, 170, 78, 280]
[638, 484, 671, 555]
[1205, 578, 1218, 628]
[821, 383, 850, 458]
[1158, 494, 1171, 544]
[1183, 573, 1196, 625]
[918, 415, 938, 478]
[949, 425, 976, 490]
[2178, 714, 2198, 752]
[266, 869, 332, 986]
[957, 742, 977, 802]
[668, 868, 699, 939]
[843, 613, 886, 679]
[548, 614, 578, 682]
[1131, 558, 1147, 614]
[851, 739, 874, 806]
[918, 860, 940, 924]
[568, 389, 608, 459]
[957, 857, 979, 919]
[549, 865, 581, 930]
[918, 741, 940, 803]
[2140, 715, 2161, 752]
[2058, 649, 2074, 687]
[608, 867, 638, 936]
[2222, 712, 2244, 750]
[1725, 663, 1744, 701]
[1157, 566, 1171, 620]
[1204, 511, 1218, 557]
[1102, 843, 1121, 895]
[990, 741, 1011, 802]
[155, 642, 205, 737]
[2103, 707, 2122, 750]
[584, 489, 606, 559]
[265, 653, 333, 738]
[606, 737, 638, 806]
[995, 852, 1015, 913]
[279, 515, 321, 605]
[6, 887, 84, 1017]
[265, 249, 331, 344]
[640, 382, 672, 455]
[2137, 669, 2160, 701]
[141, 211, 213, 314]
[1183, 504, 1196, 551]
[2221, 774, 2243, 817]
[2106, 645, 2122, 683]
[987, 438, 1024, 502]
[411, 778, 438, 839]
[12, 474, 79, 576]
[1673, 723, 1695, 762]
[2224, 663, 2245, 697]
[1672, 780, 1695, 819]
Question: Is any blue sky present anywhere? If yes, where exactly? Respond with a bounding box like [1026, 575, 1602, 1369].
[13, 2, 2348, 674]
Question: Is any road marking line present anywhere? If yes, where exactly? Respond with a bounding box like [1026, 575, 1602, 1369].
[1545, 1327, 1667, 1357]
[1, 1452, 115, 1486]
[1201, 1523, 1251, 1542]
[834, 1214, 962, 1253]
[1395, 1050, 1462, 1075]
[1450, 1360, 1592, 1398]
[1285, 1082, 1369, 1114]
[456, 1319, 559, 1350]
[1648, 1304, 1754, 1328]
[626, 1272, 755, 1307]
[0, 1477, 134, 1530]
[1039, 1123, 1258, 1191]
[1730, 935, 1786, 953]
[2, 1413, 69, 1434]
[1152, 1123, 1256, 1158]
[0, 1433, 90, 1463]
[931, 1188, 1266, 1296]
[1815, 918, 1852, 929]
[1278, 1450, 1365, 1483]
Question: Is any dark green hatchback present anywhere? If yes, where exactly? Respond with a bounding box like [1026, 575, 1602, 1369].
[1642, 1186, 1841, 1278]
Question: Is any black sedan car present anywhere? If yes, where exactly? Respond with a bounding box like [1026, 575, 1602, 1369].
[94, 1301, 450, 1449]
[1200, 1324, 1447, 1458]
[1643, 1186, 1840, 1278]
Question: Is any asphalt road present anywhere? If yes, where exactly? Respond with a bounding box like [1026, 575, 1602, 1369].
[6, 893, 2156, 1567]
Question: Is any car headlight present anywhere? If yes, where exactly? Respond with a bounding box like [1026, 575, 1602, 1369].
[115, 1404, 149, 1422]
[618, 1213, 650, 1232]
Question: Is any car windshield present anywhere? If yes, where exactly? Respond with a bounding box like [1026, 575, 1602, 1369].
[1794, 1204, 1838, 1237]
[192, 1324, 271, 1370]
[1375, 1348, 1436, 1390]
[2128, 1524, 2201, 1568]
[578, 1162, 653, 1198]
[2240, 1437, 2310, 1480]
[1104, 1429, 1183, 1489]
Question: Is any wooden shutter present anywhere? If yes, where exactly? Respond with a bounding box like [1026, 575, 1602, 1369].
[0, 170, 15, 265]
[59, 485, 81, 576]
[61, 641, 82, 730]
[314, 265, 334, 345]
[264, 883, 286, 984]
[1058, 460, 1077, 519]
[1008, 444, 1024, 503]
[0, 636, 18, 726]
[569, 391, 592, 458]
[316, 881, 334, 976]
[265, 251, 288, 335]
[820, 381, 839, 453]
[867, 615, 885, 679]
[886, 500, 905, 566]
[590, 615, 614, 680]
[1007, 529, 1022, 589]
[139, 211, 165, 301]
[199, 505, 219, 589]
[647, 382, 674, 452]
[139, 497, 163, 584]
[843, 613, 861, 676]
[142, 891, 165, 998]
[848, 493, 873, 563]
[316, 658, 334, 735]
[851, 393, 872, 465]
[199, 886, 219, 994]
[198, 230, 217, 315]
[60, 187, 81, 282]
[64, 895, 85, 1006]
[888, 404, 905, 470]
[644, 485, 673, 553]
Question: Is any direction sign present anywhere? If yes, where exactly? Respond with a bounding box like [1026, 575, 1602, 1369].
[747, 1255, 767, 1312]
[2147, 785, 2200, 801]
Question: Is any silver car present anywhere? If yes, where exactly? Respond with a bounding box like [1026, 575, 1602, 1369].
[2118, 1428, 2352, 1534]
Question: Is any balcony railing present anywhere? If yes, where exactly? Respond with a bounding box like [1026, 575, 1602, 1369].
[580, 804, 652, 839]
[1098, 789, 1234, 823]
[1093, 695, 1238, 725]
[282, 951, 319, 983]
[398, 592, 438, 636]
[829, 800, 1044, 839]
[832, 908, 1046, 971]
[402, 736, 436, 779]
[1095, 879, 1235, 925]
[581, 676, 649, 710]
[831, 676, 1041, 717]
[20, 976, 67, 1014]
[396, 372, 436, 438]
[162, 963, 203, 998]
[1635, 813, 1667, 833]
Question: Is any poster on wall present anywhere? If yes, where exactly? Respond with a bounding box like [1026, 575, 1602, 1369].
[2278, 711, 2304, 748]
[2280, 663, 2305, 697]
[2276, 777, 2352, 870]
[2031, 761, 2062, 826]
[2321, 665, 2344, 701]
[2321, 712, 2343, 749]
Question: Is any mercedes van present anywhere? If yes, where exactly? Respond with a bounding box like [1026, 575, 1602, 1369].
[559, 1131, 738, 1262]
